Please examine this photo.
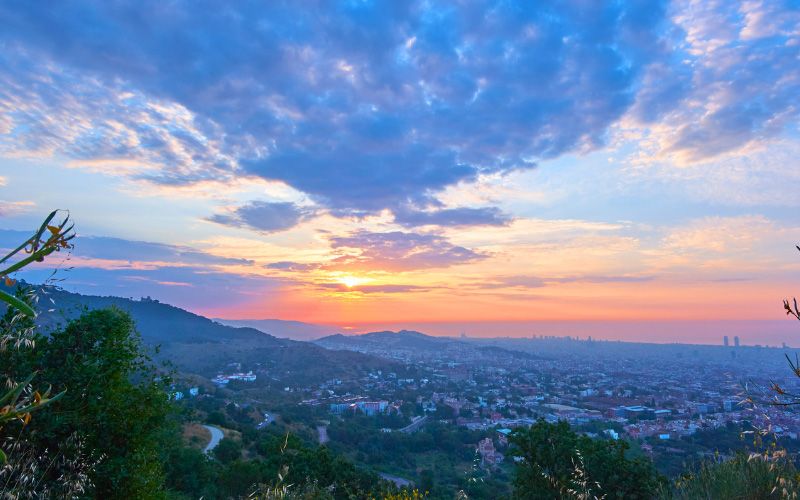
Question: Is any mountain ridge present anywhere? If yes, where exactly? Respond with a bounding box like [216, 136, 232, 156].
[5, 283, 398, 383]
[213, 318, 342, 341]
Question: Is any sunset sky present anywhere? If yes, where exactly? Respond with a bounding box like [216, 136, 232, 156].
[1, 1, 800, 343]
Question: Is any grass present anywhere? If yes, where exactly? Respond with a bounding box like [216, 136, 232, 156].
[182, 423, 212, 450]
[660, 452, 799, 499]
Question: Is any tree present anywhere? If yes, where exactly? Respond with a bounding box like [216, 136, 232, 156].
[510, 420, 662, 499]
[214, 437, 243, 464]
[15, 308, 174, 498]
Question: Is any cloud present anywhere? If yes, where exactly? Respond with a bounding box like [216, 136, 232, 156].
[208, 201, 314, 233]
[0, 230, 252, 268]
[0, 50, 233, 183]
[0, 1, 670, 223]
[0, 200, 35, 217]
[0, 229, 279, 309]
[265, 261, 320, 272]
[477, 274, 653, 289]
[44, 265, 281, 310]
[393, 205, 511, 228]
[328, 230, 487, 271]
[631, 0, 800, 161]
[318, 283, 426, 294]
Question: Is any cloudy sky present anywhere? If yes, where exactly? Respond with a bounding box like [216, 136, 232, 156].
[1, 1, 799, 343]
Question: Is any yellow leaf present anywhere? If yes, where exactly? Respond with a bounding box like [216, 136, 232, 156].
[46, 225, 61, 235]
[33, 391, 41, 404]
[22, 413, 31, 426]
[4, 277, 14, 287]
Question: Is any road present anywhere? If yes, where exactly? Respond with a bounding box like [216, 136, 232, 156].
[203, 424, 224, 454]
[256, 412, 275, 429]
[379, 473, 412, 488]
[398, 415, 428, 433]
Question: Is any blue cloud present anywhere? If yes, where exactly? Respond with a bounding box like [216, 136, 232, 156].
[1, 0, 797, 221]
[0, 0, 669, 222]
[0, 230, 250, 267]
[0, 230, 277, 309]
[394, 206, 511, 227]
[328, 230, 486, 271]
[265, 261, 319, 272]
[208, 201, 313, 233]
[26, 265, 282, 311]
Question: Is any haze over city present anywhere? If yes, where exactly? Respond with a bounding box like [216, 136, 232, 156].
[2, 1, 800, 345]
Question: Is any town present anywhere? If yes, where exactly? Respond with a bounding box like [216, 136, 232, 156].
[178, 331, 800, 489]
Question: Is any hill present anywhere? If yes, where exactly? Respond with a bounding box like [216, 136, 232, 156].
[213, 318, 341, 341]
[11, 284, 396, 383]
[315, 329, 541, 363]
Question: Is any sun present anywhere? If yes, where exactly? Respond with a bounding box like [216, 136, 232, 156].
[337, 275, 371, 288]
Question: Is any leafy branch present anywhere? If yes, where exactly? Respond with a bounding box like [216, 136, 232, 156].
[0, 209, 74, 317]
[0, 210, 74, 464]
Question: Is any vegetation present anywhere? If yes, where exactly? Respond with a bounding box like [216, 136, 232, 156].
[6, 212, 800, 498]
[661, 451, 799, 499]
[510, 420, 663, 499]
[0, 210, 73, 466]
[0, 213, 397, 499]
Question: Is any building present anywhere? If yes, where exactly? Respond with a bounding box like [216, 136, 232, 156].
[212, 371, 257, 386]
[477, 437, 499, 467]
[654, 409, 672, 419]
[329, 400, 389, 416]
[723, 399, 741, 412]
[734, 336, 740, 347]
[623, 405, 654, 420]
[497, 428, 512, 447]
[329, 402, 351, 414]
[723, 336, 729, 347]
[357, 400, 389, 416]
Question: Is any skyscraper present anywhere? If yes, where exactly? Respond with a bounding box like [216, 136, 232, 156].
[734, 336, 740, 347]
[723, 336, 729, 347]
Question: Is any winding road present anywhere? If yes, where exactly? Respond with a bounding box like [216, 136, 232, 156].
[202, 424, 224, 454]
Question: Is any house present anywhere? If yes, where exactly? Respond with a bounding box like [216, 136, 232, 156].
[477, 437, 498, 467]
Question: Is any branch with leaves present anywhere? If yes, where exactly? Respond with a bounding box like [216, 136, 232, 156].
[0, 209, 74, 317]
[0, 210, 74, 464]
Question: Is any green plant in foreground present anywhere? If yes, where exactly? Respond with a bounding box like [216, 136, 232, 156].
[0, 210, 74, 464]
[0, 209, 74, 317]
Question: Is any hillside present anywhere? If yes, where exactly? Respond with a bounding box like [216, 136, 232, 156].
[315, 329, 541, 363]
[11, 284, 396, 382]
[213, 318, 341, 341]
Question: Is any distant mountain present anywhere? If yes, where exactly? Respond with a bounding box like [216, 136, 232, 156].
[214, 318, 341, 341]
[315, 329, 541, 362]
[7, 284, 396, 383]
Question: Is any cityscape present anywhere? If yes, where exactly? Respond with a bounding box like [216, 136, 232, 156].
[3, 0, 800, 498]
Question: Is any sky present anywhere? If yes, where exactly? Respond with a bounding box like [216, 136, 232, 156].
[1, 1, 800, 344]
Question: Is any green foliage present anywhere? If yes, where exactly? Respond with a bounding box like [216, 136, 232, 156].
[660, 451, 799, 499]
[215, 437, 244, 464]
[510, 420, 663, 499]
[0, 209, 74, 318]
[163, 444, 221, 499]
[2, 307, 174, 499]
[0, 211, 74, 466]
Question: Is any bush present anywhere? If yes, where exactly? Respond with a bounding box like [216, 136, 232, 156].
[661, 451, 798, 499]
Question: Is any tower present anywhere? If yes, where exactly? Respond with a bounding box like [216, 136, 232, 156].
[723, 336, 729, 347]
[734, 336, 740, 347]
